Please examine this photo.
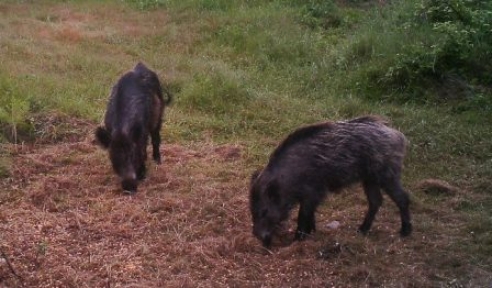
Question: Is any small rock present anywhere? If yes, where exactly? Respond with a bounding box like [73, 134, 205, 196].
[326, 221, 340, 230]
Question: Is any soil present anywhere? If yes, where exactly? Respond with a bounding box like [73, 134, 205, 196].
[1, 119, 490, 287]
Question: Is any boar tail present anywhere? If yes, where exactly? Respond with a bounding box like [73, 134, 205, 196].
[162, 85, 173, 105]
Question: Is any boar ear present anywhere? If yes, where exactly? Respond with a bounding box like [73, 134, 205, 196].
[250, 168, 262, 184]
[266, 181, 280, 204]
[95, 127, 111, 149]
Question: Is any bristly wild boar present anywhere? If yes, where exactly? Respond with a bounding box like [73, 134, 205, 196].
[249, 116, 411, 248]
[95, 62, 172, 194]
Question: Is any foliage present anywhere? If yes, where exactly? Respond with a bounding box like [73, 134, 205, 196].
[346, 0, 492, 109]
[395, 1, 490, 81]
[317, 0, 492, 117]
[0, 75, 33, 143]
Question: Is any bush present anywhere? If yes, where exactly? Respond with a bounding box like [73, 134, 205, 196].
[383, 0, 492, 97]
[335, 0, 492, 111]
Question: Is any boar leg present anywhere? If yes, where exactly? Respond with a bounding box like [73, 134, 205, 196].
[137, 163, 146, 180]
[382, 179, 412, 236]
[295, 199, 317, 241]
[359, 181, 383, 235]
[150, 121, 162, 164]
[137, 141, 147, 180]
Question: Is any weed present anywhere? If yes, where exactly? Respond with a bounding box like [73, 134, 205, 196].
[0, 74, 33, 143]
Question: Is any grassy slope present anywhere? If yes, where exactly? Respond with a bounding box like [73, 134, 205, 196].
[1, 0, 491, 286]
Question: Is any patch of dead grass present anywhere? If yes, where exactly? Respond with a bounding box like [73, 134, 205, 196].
[1, 125, 491, 287]
[416, 178, 459, 196]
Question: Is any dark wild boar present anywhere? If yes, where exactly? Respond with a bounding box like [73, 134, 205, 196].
[95, 62, 172, 194]
[250, 116, 411, 248]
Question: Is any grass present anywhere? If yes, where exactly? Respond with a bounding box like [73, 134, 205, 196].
[0, 0, 491, 286]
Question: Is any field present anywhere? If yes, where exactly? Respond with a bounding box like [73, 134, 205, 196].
[1, 0, 491, 287]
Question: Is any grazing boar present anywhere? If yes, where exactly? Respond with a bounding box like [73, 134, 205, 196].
[95, 62, 172, 194]
[249, 116, 411, 248]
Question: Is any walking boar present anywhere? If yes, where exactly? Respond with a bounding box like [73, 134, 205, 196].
[250, 116, 411, 248]
[95, 62, 172, 194]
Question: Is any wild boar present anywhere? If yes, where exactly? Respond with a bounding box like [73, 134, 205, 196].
[250, 116, 411, 248]
[95, 62, 172, 193]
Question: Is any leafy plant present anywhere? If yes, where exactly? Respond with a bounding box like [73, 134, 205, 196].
[332, 0, 492, 111]
[383, 0, 492, 100]
[0, 75, 32, 143]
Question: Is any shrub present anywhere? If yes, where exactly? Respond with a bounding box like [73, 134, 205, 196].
[0, 75, 33, 143]
[383, 0, 492, 100]
[335, 0, 492, 111]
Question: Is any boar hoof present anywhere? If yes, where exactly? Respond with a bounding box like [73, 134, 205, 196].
[122, 179, 137, 194]
[400, 223, 412, 237]
[294, 230, 309, 241]
[357, 226, 370, 235]
[137, 167, 147, 180]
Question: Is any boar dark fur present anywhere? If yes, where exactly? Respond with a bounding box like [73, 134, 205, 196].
[95, 62, 172, 194]
[250, 115, 411, 248]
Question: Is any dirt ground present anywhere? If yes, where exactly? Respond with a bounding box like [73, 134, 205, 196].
[1, 119, 491, 288]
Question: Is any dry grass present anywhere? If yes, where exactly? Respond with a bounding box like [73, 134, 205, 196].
[0, 118, 490, 287]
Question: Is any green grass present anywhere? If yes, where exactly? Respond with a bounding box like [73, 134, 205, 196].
[1, 0, 491, 284]
[1, 0, 490, 194]
[0, 2, 489, 170]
